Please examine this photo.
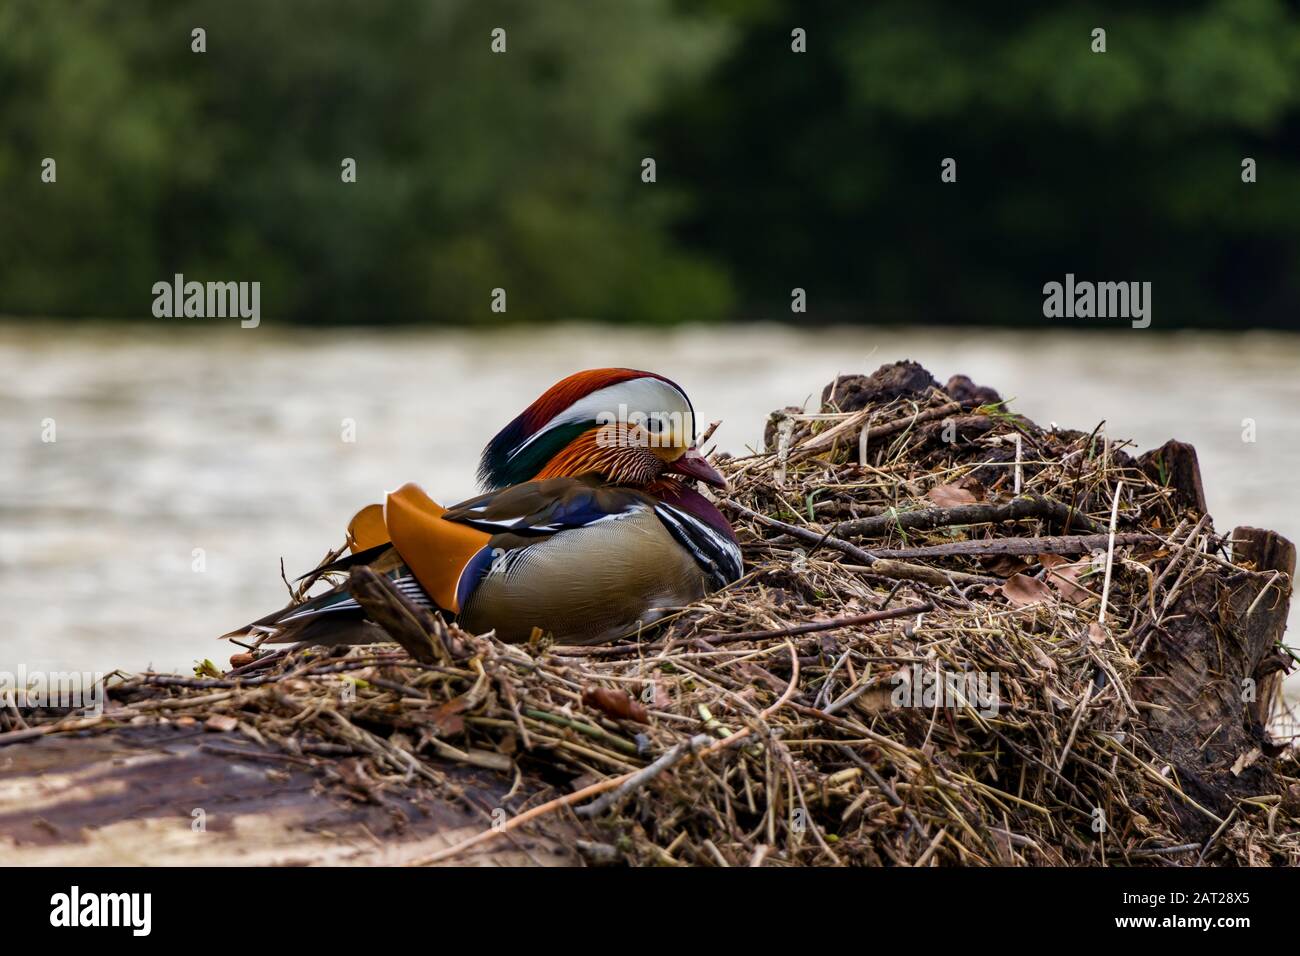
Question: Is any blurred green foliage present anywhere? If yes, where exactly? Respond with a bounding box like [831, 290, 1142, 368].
[0, 0, 732, 323]
[2, 0, 1299, 326]
[659, 0, 1300, 326]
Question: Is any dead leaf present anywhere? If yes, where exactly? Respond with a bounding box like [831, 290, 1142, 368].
[980, 554, 1033, 578]
[1029, 643, 1058, 673]
[852, 684, 897, 716]
[1043, 560, 1094, 604]
[927, 483, 978, 507]
[1001, 573, 1053, 606]
[1088, 622, 1109, 645]
[648, 681, 671, 710]
[733, 663, 788, 695]
[582, 687, 649, 724]
[429, 696, 469, 736]
[956, 477, 987, 501]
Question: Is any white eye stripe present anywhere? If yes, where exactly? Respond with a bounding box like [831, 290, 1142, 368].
[509, 377, 694, 459]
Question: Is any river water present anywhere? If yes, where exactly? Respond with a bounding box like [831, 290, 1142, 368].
[2, 321, 1296, 699]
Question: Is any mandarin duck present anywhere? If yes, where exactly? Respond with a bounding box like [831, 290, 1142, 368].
[233, 369, 743, 647]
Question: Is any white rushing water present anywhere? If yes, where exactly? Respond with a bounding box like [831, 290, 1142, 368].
[1, 321, 1297, 701]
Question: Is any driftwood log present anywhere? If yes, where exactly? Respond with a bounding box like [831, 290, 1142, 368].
[1136, 526, 1296, 839]
[0, 724, 577, 865]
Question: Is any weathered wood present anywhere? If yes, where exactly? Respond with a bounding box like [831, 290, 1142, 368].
[1135, 526, 1294, 837]
[1138, 439, 1208, 516]
[1230, 528, 1296, 732]
[0, 725, 576, 866]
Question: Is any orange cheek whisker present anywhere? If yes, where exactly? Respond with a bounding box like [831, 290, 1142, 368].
[536, 431, 657, 485]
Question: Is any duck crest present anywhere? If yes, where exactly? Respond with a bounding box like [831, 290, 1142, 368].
[478, 368, 688, 490]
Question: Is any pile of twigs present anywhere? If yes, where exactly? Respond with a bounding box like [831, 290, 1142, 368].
[23, 363, 1300, 865]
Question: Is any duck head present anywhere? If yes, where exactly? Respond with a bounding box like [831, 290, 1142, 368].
[478, 368, 725, 491]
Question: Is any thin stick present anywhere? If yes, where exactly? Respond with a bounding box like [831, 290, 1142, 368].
[1056, 680, 1095, 771]
[1014, 434, 1023, 496]
[1246, 570, 1281, 618]
[855, 532, 1152, 561]
[728, 500, 876, 564]
[409, 771, 634, 865]
[794, 400, 961, 457]
[830, 495, 1106, 539]
[697, 603, 934, 646]
[697, 419, 721, 450]
[773, 416, 794, 488]
[1097, 481, 1123, 626]
[575, 733, 712, 818]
